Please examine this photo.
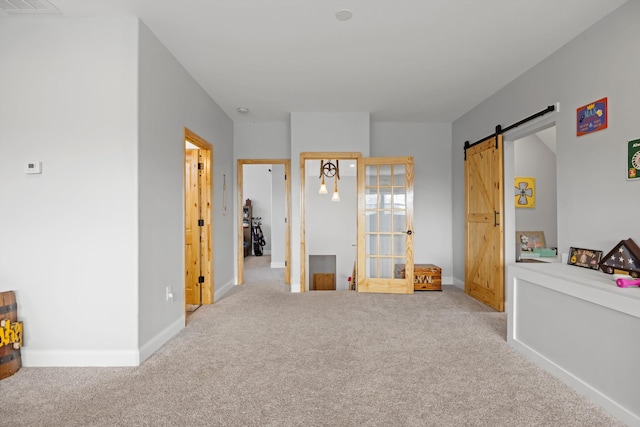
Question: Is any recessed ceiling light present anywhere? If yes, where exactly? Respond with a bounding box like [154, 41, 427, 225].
[237, 107, 249, 114]
[335, 9, 352, 21]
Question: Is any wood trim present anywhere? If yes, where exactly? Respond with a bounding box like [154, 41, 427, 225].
[237, 159, 291, 286]
[299, 152, 362, 292]
[237, 160, 244, 285]
[184, 128, 214, 306]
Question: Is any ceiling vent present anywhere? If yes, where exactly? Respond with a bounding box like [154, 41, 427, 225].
[0, 0, 60, 14]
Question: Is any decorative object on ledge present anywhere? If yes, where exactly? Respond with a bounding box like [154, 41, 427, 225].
[567, 247, 602, 270]
[516, 231, 546, 252]
[514, 177, 535, 208]
[599, 238, 640, 278]
[319, 160, 340, 202]
[0, 291, 22, 381]
[616, 278, 640, 288]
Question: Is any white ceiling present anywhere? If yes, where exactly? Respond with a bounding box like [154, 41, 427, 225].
[3, 0, 627, 123]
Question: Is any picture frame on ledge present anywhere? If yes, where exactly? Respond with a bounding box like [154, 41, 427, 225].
[516, 230, 547, 261]
[567, 247, 602, 270]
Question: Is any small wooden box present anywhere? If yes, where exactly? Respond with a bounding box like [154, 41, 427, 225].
[394, 263, 442, 291]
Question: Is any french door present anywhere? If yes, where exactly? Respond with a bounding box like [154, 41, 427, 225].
[357, 157, 414, 294]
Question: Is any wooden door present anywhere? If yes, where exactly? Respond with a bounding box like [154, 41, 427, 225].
[357, 157, 414, 294]
[465, 135, 504, 311]
[185, 148, 202, 305]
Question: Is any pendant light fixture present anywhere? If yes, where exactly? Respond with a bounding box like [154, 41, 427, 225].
[319, 160, 340, 201]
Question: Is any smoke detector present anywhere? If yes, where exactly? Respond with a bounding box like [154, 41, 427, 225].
[0, 0, 60, 14]
[237, 107, 249, 114]
[335, 9, 353, 21]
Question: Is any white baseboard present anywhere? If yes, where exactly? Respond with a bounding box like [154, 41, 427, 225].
[23, 315, 186, 367]
[138, 316, 184, 364]
[22, 349, 139, 367]
[271, 261, 285, 268]
[215, 278, 235, 302]
[451, 276, 464, 289]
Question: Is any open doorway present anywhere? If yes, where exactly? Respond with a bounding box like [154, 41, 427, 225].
[503, 119, 558, 270]
[184, 128, 213, 320]
[237, 159, 291, 286]
[300, 152, 361, 292]
[513, 126, 558, 262]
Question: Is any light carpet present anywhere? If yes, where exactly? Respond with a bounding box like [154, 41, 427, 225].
[0, 262, 623, 426]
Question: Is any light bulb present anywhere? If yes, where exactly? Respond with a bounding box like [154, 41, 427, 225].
[331, 191, 340, 202]
[319, 175, 327, 194]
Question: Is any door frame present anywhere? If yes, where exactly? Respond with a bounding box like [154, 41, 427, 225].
[184, 128, 213, 307]
[299, 152, 362, 292]
[502, 117, 557, 270]
[237, 159, 291, 285]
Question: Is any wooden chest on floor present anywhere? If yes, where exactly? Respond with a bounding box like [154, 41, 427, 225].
[394, 264, 442, 291]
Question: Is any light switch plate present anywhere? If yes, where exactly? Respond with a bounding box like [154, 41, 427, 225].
[24, 161, 42, 174]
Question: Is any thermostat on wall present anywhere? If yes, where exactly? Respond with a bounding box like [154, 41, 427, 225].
[24, 161, 42, 174]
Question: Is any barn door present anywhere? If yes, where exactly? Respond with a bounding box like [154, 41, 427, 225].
[357, 157, 414, 294]
[465, 135, 504, 311]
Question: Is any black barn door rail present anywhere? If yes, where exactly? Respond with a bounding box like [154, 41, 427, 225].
[464, 105, 555, 160]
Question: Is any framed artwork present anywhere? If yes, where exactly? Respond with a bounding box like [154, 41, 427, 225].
[516, 231, 546, 253]
[568, 247, 602, 270]
[514, 177, 535, 208]
[577, 97, 608, 137]
[628, 138, 640, 180]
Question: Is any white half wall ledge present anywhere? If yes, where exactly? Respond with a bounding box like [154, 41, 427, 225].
[507, 262, 640, 426]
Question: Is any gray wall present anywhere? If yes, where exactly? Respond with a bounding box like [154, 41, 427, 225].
[452, 2, 640, 285]
[0, 16, 139, 365]
[371, 123, 453, 282]
[138, 21, 234, 350]
[0, 16, 235, 366]
[234, 120, 455, 287]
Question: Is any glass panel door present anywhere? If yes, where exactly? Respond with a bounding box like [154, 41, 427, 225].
[358, 157, 414, 294]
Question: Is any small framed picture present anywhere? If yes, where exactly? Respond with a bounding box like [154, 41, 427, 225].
[568, 247, 602, 270]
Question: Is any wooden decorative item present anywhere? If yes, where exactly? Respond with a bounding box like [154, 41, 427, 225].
[0, 291, 22, 380]
[394, 264, 442, 291]
[599, 238, 640, 278]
